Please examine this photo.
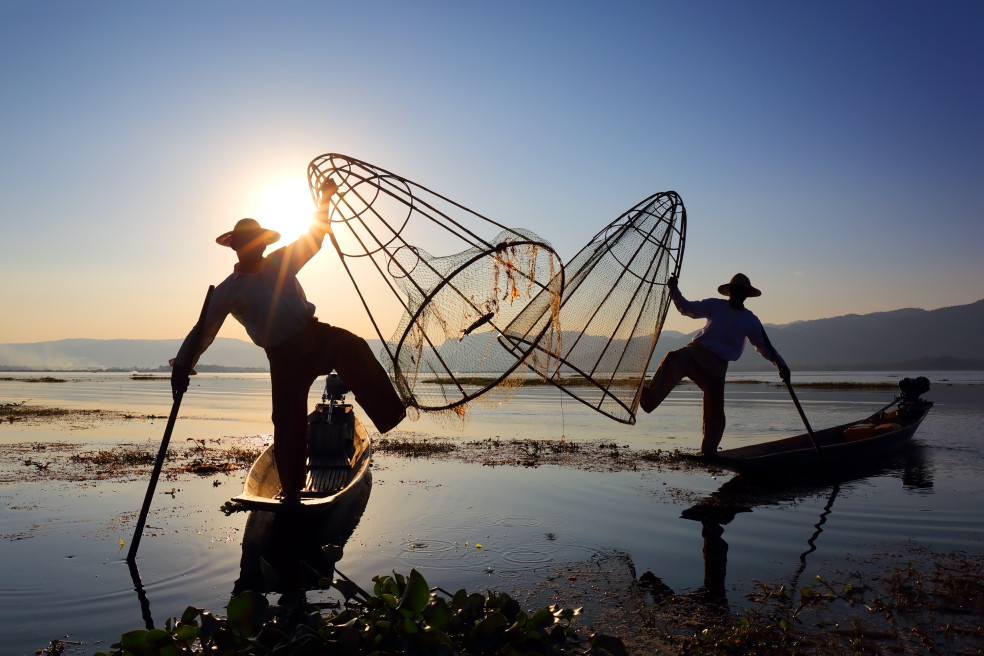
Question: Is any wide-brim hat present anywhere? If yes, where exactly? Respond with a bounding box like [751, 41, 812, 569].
[216, 218, 281, 248]
[718, 273, 761, 297]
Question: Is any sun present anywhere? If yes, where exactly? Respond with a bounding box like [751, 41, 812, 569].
[254, 178, 319, 242]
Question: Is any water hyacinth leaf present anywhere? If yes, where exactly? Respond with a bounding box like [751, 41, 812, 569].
[329, 623, 363, 653]
[291, 633, 329, 655]
[500, 596, 522, 621]
[180, 606, 203, 626]
[119, 629, 151, 651]
[173, 624, 199, 642]
[529, 606, 556, 629]
[373, 574, 397, 596]
[398, 568, 431, 613]
[226, 590, 267, 635]
[466, 592, 487, 613]
[416, 628, 454, 650]
[198, 610, 223, 641]
[471, 612, 508, 639]
[423, 598, 453, 630]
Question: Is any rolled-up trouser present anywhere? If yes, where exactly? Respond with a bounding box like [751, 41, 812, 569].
[266, 322, 405, 495]
[645, 342, 729, 454]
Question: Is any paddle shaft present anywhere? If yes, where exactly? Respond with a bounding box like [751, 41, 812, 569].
[784, 380, 821, 455]
[127, 285, 214, 562]
[761, 327, 821, 455]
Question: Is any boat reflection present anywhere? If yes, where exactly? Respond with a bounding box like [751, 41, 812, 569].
[233, 471, 372, 598]
[645, 442, 933, 609]
[124, 474, 372, 632]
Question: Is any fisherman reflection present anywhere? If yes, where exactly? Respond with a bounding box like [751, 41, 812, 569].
[233, 473, 371, 600]
[679, 503, 744, 610]
[635, 503, 740, 617]
[664, 438, 934, 620]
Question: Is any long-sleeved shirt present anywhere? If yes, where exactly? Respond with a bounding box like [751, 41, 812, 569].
[671, 286, 787, 369]
[175, 233, 323, 369]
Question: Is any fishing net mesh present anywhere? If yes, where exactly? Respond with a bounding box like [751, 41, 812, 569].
[501, 192, 686, 424]
[307, 154, 564, 418]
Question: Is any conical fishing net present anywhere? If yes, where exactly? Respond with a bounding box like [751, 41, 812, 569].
[500, 191, 686, 424]
[306, 153, 564, 416]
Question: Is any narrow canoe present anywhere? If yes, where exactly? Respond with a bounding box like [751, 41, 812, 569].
[231, 401, 372, 513]
[686, 377, 933, 475]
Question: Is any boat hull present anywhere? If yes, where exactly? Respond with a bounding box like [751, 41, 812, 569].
[232, 404, 372, 513]
[686, 395, 933, 476]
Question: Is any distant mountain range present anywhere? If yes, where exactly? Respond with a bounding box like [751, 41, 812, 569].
[2, 299, 983, 372]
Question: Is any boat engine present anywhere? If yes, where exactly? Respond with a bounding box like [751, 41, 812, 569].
[897, 376, 931, 420]
[899, 376, 930, 401]
[307, 373, 356, 461]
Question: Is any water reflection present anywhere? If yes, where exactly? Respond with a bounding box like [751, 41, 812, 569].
[127, 559, 155, 630]
[647, 442, 933, 609]
[233, 472, 372, 598]
[122, 469, 372, 636]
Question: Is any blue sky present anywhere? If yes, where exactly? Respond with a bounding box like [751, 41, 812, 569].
[1, 0, 981, 344]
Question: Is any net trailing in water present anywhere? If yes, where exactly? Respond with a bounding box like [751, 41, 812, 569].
[306, 153, 565, 417]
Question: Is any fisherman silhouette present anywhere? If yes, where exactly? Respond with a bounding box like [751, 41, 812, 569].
[640, 273, 790, 455]
[171, 179, 404, 503]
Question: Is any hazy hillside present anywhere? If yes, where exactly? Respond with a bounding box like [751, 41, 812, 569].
[742, 299, 984, 371]
[0, 337, 268, 371]
[2, 299, 982, 372]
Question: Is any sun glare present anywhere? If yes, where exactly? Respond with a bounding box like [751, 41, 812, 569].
[254, 178, 319, 242]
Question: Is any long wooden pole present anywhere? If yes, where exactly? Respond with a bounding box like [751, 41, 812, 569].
[126, 285, 214, 562]
[761, 327, 821, 455]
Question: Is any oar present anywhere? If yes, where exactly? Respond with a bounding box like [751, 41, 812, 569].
[761, 327, 821, 456]
[126, 285, 214, 562]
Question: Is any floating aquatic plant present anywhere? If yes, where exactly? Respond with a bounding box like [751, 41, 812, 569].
[92, 568, 622, 656]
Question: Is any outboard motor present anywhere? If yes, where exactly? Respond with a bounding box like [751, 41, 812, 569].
[899, 376, 930, 401]
[897, 376, 931, 420]
[307, 373, 356, 461]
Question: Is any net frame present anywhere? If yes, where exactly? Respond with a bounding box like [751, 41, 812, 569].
[499, 191, 686, 424]
[306, 153, 565, 413]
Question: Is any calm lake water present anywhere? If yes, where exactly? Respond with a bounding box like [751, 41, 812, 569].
[2, 370, 983, 654]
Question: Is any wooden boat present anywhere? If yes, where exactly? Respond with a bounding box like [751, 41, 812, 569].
[232, 375, 372, 512]
[685, 377, 933, 476]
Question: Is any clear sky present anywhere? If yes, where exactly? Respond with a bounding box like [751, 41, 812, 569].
[1, 1, 981, 345]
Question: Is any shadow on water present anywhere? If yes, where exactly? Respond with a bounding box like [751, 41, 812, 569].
[641, 441, 934, 611]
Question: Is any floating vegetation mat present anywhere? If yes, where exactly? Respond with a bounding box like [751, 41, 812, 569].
[374, 430, 700, 473]
[0, 403, 265, 483]
[0, 401, 164, 427]
[1, 439, 264, 484]
[0, 376, 70, 383]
